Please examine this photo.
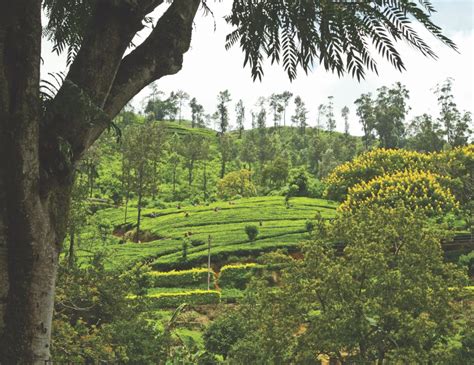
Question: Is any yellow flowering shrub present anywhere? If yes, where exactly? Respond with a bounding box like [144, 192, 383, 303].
[324, 148, 432, 201]
[339, 170, 458, 216]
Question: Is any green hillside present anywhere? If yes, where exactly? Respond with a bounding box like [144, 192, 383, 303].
[77, 196, 337, 271]
[160, 120, 217, 139]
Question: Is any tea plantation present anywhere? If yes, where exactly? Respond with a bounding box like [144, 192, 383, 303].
[72, 196, 338, 351]
[77, 196, 337, 271]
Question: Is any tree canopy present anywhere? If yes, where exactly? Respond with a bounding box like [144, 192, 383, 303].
[211, 206, 469, 363]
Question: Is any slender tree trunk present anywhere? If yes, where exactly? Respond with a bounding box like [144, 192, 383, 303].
[124, 173, 131, 224]
[188, 159, 194, 186]
[88, 165, 94, 198]
[377, 349, 385, 365]
[136, 169, 143, 242]
[202, 161, 207, 200]
[124, 188, 130, 224]
[207, 235, 211, 290]
[152, 160, 157, 199]
[172, 164, 177, 195]
[68, 226, 75, 268]
[220, 158, 226, 178]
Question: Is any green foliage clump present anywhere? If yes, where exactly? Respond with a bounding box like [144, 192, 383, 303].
[459, 251, 474, 277]
[203, 310, 245, 360]
[123, 228, 160, 243]
[144, 290, 221, 308]
[217, 169, 256, 199]
[52, 315, 169, 365]
[52, 253, 169, 364]
[148, 268, 216, 288]
[181, 239, 189, 261]
[305, 220, 315, 233]
[286, 167, 310, 197]
[244, 225, 259, 241]
[220, 288, 246, 304]
[284, 167, 326, 203]
[433, 145, 474, 226]
[218, 263, 263, 290]
[190, 239, 206, 247]
[217, 206, 471, 364]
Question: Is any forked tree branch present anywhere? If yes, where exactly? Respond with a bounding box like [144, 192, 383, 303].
[41, 0, 199, 173]
[104, 0, 201, 118]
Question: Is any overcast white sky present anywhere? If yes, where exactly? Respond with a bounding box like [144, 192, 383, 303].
[41, 0, 474, 135]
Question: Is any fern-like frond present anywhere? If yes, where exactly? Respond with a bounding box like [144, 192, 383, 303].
[226, 0, 456, 81]
[40, 72, 65, 101]
[42, 0, 93, 66]
[40, 72, 66, 117]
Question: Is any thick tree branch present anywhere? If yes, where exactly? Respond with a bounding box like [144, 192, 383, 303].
[104, 0, 201, 118]
[139, 0, 167, 15]
[66, 1, 156, 105]
[40, 0, 167, 179]
[41, 0, 199, 177]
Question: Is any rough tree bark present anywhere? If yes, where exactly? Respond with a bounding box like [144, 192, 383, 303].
[0, 0, 200, 363]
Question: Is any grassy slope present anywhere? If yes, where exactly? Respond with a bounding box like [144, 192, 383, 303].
[78, 196, 337, 270]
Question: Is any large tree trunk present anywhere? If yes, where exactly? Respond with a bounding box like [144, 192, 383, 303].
[0, 2, 73, 362]
[0, 181, 70, 364]
[0, 0, 200, 361]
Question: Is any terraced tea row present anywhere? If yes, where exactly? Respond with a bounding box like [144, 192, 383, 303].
[76, 197, 337, 270]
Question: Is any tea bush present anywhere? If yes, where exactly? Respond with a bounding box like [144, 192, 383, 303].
[245, 225, 259, 241]
[218, 263, 264, 290]
[148, 268, 216, 288]
[144, 290, 221, 308]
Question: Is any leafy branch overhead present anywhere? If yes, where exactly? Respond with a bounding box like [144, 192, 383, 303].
[43, 1, 456, 83]
[42, 0, 164, 65]
[226, 0, 457, 81]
